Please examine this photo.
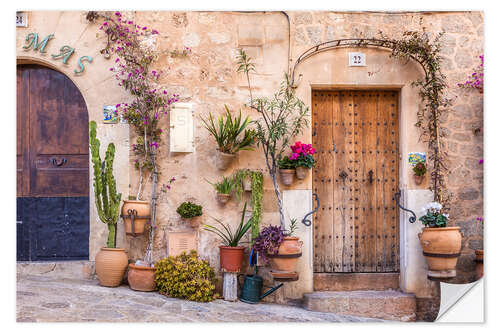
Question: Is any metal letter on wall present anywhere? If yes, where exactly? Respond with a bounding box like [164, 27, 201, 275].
[169, 102, 194, 153]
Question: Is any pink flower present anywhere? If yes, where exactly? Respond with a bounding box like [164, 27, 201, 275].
[310, 148, 316, 154]
[290, 153, 299, 160]
[150, 141, 159, 149]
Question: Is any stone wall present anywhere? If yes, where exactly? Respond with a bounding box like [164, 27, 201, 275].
[17, 10, 483, 299]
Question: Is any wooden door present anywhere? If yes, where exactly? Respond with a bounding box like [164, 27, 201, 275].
[17, 65, 89, 261]
[312, 90, 399, 273]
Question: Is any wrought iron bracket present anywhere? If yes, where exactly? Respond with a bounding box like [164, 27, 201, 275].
[302, 193, 319, 227]
[120, 209, 150, 237]
[393, 191, 417, 223]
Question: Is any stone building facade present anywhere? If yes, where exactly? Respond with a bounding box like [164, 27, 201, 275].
[16, 10, 483, 321]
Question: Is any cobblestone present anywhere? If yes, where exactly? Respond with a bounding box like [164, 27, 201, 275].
[16, 275, 381, 322]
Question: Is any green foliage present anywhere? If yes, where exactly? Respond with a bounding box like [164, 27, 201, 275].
[155, 251, 216, 302]
[207, 176, 235, 195]
[89, 121, 122, 248]
[419, 213, 448, 228]
[236, 48, 256, 101]
[278, 156, 296, 170]
[286, 218, 298, 236]
[200, 105, 256, 154]
[250, 171, 263, 241]
[176, 201, 202, 219]
[413, 162, 427, 176]
[203, 202, 253, 246]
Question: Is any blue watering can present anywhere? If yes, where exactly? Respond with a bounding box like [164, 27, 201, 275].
[239, 249, 283, 304]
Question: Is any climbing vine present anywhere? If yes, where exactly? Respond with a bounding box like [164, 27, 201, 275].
[292, 31, 452, 207]
[233, 169, 263, 240]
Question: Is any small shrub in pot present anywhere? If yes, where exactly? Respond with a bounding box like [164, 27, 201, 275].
[176, 201, 203, 228]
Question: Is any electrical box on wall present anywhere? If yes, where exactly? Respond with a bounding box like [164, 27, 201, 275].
[169, 103, 194, 152]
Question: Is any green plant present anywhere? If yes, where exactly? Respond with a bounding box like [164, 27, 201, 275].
[207, 176, 235, 195]
[89, 120, 122, 248]
[290, 142, 316, 169]
[278, 156, 296, 170]
[176, 201, 203, 219]
[203, 202, 253, 246]
[419, 202, 449, 228]
[155, 251, 216, 302]
[200, 105, 256, 154]
[286, 218, 298, 236]
[413, 162, 427, 176]
[250, 171, 263, 240]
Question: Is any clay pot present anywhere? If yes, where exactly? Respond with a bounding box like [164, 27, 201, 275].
[243, 177, 252, 192]
[219, 246, 245, 272]
[216, 193, 231, 205]
[414, 174, 424, 185]
[279, 169, 295, 186]
[268, 236, 303, 273]
[418, 227, 462, 278]
[295, 166, 308, 180]
[475, 249, 484, 279]
[95, 247, 128, 287]
[215, 150, 236, 171]
[127, 263, 156, 292]
[121, 200, 151, 236]
[186, 215, 202, 228]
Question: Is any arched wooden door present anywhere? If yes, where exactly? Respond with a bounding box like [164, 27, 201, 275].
[17, 64, 89, 261]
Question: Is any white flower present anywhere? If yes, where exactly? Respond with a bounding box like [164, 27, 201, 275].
[443, 213, 449, 219]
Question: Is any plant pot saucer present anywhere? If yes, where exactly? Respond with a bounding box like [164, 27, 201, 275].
[270, 270, 299, 282]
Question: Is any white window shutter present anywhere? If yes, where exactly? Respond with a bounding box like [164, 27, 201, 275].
[169, 103, 194, 153]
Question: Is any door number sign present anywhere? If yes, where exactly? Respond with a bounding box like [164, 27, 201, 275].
[349, 52, 366, 67]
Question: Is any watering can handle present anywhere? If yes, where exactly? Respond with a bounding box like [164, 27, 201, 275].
[249, 248, 258, 267]
[260, 283, 284, 300]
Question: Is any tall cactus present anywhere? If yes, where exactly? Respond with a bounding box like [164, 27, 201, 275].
[89, 121, 122, 248]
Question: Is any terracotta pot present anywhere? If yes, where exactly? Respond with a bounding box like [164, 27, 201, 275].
[413, 174, 424, 185]
[219, 246, 245, 272]
[475, 249, 484, 279]
[243, 177, 252, 192]
[295, 166, 308, 180]
[121, 200, 151, 236]
[418, 227, 462, 278]
[186, 215, 202, 228]
[268, 236, 303, 273]
[95, 247, 128, 287]
[215, 150, 236, 171]
[127, 263, 156, 292]
[216, 193, 231, 204]
[279, 169, 295, 186]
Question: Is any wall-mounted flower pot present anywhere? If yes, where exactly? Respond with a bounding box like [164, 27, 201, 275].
[219, 245, 245, 272]
[295, 166, 308, 180]
[279, 169, 295, 186]
[243, 176, 252, 191]
[186, 215, 202, 228]
[413, 174, 424, 185]
[95, 247, 128, 287]
[127, 263, 156, 292]
[268, 236, 303, 273]
[122, 200, 151, 236]
[475, 249, 483, 279]
[418, 226, 462, 278]
[216, 193, 231, 205]
[216, 150, 236, 171]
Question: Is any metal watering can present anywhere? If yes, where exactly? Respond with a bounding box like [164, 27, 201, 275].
[239, 249, 283, 304]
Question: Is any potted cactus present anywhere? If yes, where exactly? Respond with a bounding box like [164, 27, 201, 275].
[89, 121, 128, 287]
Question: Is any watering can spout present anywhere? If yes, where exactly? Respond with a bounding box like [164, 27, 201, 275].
[259, 282, 284, 300]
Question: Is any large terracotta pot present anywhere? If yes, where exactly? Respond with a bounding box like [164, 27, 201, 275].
[216, 193, 231, 205]
[122, 200, 151, 236]
[295, 166, 308, 180]
[279, 169, 295, 186]
[475, 249, 484, 279]
[127, 263, 156, 292]
[413, 174, 424, 185]
[216, 150, 236, 171]
[418, 227, 462, 278]
[95, 247, 128, 287]
[219, 246, 245, 272]
[268, 236, 303, 272]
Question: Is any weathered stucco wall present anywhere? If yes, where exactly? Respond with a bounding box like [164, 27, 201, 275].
[17, 11, 483, 301]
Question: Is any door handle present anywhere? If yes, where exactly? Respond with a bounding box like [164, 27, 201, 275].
[339, 170, 348, 180]
[368, 170, 374, 184]
[51, 157, 67, 167]
[393, 191, 417, 223]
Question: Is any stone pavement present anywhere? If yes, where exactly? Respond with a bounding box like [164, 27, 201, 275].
[17, 275, 382, 322]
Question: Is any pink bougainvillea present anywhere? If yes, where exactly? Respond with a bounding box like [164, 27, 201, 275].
[458, 54, 484, 93]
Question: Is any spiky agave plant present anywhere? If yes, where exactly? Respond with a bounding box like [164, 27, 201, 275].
[89, 120, 122, 248]
[203, 202, 252, 247]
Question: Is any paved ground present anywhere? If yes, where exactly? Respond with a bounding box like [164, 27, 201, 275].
[17, 275, 381, 322]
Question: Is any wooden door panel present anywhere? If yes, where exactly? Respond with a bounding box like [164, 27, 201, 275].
[17, 67, 30, 197]
[313, 90, 399, 273]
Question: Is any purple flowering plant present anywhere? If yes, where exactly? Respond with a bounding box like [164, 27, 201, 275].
[96, 11, 186, 198]
[458, 54, 484, 93]
[251, 225, 285, 262]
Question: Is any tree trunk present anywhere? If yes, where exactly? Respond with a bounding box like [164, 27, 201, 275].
[269, 171, 286, 230]
[144, 149, 158, 266]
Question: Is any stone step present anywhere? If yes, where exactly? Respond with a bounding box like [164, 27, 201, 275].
[314, 273, 400, 291]
[303, 290, 417, 322]
[17, 261, 95, 280]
